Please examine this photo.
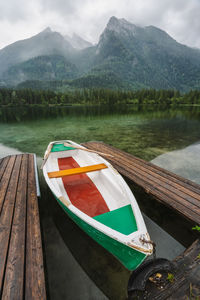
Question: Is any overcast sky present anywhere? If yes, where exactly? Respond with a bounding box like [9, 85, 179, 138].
[1, 0, 200, 50]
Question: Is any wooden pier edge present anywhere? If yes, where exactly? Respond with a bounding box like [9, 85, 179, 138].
[0, 154, 46, 300]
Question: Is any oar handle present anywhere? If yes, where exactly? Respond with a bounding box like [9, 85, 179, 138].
[40, 143, 54, 169]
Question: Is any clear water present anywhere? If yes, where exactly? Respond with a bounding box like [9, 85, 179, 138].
[1, 105, 200, 161]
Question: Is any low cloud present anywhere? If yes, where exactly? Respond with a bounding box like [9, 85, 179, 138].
[1, 0, 200, 49]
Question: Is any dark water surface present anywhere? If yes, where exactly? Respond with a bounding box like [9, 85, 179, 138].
[0, 104, 200, 299]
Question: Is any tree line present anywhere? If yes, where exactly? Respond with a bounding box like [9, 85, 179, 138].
[0, 88, 200, 106]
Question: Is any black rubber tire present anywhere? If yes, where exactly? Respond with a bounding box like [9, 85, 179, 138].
[127, 258, 176, 295]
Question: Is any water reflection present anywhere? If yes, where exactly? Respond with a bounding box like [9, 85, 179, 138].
[1, 105, 200, 162]
[152, 141, 200, 184]
[1, 104, 200, 123]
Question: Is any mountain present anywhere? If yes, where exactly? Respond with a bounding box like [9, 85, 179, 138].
[1, 17, 200, 91]
[64, 33, 93, 49]
[3, 55, 78, 86]
[0, 27, 74, 78]
[87, 16, 200, 90]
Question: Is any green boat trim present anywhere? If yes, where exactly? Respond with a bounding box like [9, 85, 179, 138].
[56, 196, 147, 271]
[51, 143, 75, 152]
[94, 204, 138, 235]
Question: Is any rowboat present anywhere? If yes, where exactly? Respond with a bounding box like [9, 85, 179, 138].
[42, 140, 153, 270]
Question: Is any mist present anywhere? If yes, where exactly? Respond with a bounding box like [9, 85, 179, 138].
[1, 0, 200, 49]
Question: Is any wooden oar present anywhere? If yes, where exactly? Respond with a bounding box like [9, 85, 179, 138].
[48, 163, 107, 178]
[40, 143, 53, 169]
[64, 142, 114, 158]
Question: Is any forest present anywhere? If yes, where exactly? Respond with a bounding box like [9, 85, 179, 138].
[0, 88, 200, 106]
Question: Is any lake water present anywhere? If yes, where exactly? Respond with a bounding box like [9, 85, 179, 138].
[0, 104, 200, 299]
[1, 105, 200, 160]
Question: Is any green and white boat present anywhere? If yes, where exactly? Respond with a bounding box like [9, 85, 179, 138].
[42, 140, 153, 270]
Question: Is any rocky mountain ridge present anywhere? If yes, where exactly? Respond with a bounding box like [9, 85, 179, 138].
[1, 16, 200, 91]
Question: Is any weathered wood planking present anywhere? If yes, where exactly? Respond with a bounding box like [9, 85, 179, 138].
[0, 154, 46, 300]
[2, 155, 28, 299]
[83, 142, 200, 225]
[155, 238, 200, 299]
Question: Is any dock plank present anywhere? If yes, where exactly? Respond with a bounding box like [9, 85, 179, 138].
[2, 154, 28, 299]
[0, 156, 16, 214]
[83, 142, 200, 225]
[0, 156, 9, 182]
[0, 155, 22, 294]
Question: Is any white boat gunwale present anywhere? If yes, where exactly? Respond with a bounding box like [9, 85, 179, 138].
[43, 140, 153, 255]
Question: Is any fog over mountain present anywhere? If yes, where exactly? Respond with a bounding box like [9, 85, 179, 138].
[0, 27, 74, 77]
[1, 16, 200, 91]
[64, 34, 93, 50]
[1, 0, 200, 50]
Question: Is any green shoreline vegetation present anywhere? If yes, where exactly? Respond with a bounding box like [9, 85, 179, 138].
[1, 87, 200, 106]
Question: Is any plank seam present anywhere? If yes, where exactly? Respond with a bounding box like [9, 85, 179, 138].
[23, 154, 29, 300]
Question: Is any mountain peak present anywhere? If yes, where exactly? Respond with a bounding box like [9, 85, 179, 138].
[105, 16, 137, 36]
[42, 27, 52, 34]
[107, 16, 119, 26]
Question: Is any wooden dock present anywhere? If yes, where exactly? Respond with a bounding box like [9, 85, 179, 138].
[0, 154, 46, 299]
[83, 142, 200, 225]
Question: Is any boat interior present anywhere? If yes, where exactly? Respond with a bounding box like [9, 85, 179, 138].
[47, 143, 138, 235]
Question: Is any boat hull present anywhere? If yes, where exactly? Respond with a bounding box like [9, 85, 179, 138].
[56, 195, 146, 271]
